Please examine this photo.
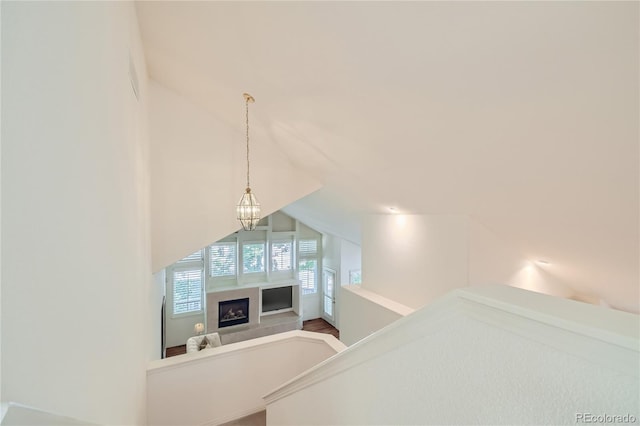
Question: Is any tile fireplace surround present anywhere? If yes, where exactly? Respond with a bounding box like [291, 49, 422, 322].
[206, 287, 260, 333]
[205, 283, 302, 345]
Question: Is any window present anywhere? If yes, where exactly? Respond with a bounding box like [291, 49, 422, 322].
[299, 259, 318, 295]
[172, 250, 204, 315]
[271, 240, 292, 271]
[298, 239, 319, 295]
[177, 249, 203, 263]
[243, 242, 265, 274]
[165, 217, 324, 301]
[210, 242, 237, 277]
[349, 269, 362, 284]
[299, 239, 318, 256]
[173, 269, 203, 315]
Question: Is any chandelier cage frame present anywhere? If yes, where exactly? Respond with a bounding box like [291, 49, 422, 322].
[236, 93, 261, 231]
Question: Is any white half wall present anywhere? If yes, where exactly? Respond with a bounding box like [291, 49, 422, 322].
[147, 331, 346, 426]
[2, 3, 152, 424]
[266, 286, 640, 425]
[149, 82, 321, 272]
[339, 285, 413, 346]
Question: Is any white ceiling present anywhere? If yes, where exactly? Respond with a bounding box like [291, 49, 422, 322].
[136, 2, 639, 312]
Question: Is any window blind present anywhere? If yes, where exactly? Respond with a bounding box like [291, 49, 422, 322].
[298, 239, 318, 256]
[177, 249, 203, 263]
[210, 243, 237, 277]
[271, 241, 292, 271]
[173, 269, 203, 314]
[298, 259, 317, 295]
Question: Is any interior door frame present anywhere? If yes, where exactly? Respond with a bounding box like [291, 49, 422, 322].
[322, 267, 337, 326]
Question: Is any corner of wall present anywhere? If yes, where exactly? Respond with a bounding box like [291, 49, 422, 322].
[361, 214, 469, 309]
[468, 219, 576, 299]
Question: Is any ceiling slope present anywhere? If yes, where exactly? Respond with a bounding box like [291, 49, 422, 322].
[136, 2, 638, 311]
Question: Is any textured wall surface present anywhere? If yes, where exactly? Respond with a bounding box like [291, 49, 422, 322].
[268, 287, 639, 425]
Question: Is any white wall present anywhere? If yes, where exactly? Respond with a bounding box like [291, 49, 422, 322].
[362, 214, 469, 309]
[147, 331, 345, 426]
[0, 403, 98, 426]
[322, 233, 341, 275]
[349, 214, 584, 346]
[166, 312, 204, 349]
[337, 240, 361, 330]
[267, 286, 640, 425]
[302, 290, 320, 321]
[321, 234, 362, 330]
[0, 1, 3, 404]
[468, 220, 575, 298]
[298, 223, 322, 320]
[149, 82, 321, 272]
[2, 3, 152, 424]
[362, 215, 579, 312]
[339, 239, 361, 287]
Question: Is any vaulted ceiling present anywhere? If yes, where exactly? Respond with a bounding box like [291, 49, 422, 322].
[136, 2, 638, 312]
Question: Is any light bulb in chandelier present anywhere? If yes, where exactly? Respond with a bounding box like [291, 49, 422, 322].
[236, 93, 261, 230]
[237, 187, 261, 231]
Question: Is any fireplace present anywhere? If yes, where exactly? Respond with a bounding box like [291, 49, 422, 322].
[218, 298, 250, 328]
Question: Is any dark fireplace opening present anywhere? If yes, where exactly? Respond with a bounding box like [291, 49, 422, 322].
[218, 298, 249, 328]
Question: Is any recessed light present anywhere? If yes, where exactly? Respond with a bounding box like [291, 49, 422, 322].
[536, 260, 551, 265]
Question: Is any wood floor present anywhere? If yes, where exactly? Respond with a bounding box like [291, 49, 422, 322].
[165, 345, 186, 357]
[164, 318, 339, 358]
[302, 318, 339, 339]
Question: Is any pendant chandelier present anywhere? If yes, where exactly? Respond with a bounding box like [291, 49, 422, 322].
[236, 93, 261, 231]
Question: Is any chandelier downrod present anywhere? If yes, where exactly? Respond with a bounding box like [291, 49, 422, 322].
[243, 93, 254, 189]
